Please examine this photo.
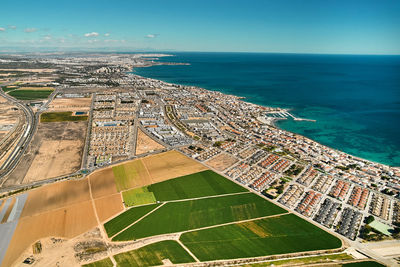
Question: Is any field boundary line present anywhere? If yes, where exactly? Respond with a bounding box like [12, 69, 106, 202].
[158, 191, 251, 204]
[111, 202, 166, 239]
[180, 212, 290, 235]
[88, 171, 117, 266]
[177, 239, 200, 262]
[141, 158, 154, 184]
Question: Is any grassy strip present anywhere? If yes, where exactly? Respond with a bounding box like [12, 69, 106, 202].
[342, 261, 385, 267]
[82, 257, 113, 267]
[114, 240, 195, 267]
[245, 253, 352, 266]
[104, 204, 160, 237]
[180, 214, 342, 261]
[113, 193, 286, 241]
[40, 111, 88, 122]
[8, 89, 53, 100]
[1, 86, 18, 92]
[148, 170, 247, 201]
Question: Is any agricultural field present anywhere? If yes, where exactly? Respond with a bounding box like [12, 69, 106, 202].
[122, 187, 156, 206]
[48, 97, 92, 112]
[104, 204, 160, 237]
[7, 89, 53, 100]
[113, 193, 286, 241]
[141, 150, 207, 183]
[40, 111, 88, 122]
[113, 240, 195, 266]
[112, 159, 150, 191]
[83, 258, 113, 267]
[146, 170, 247, 201]
[112, 150, 207, 192]
[180, 214, 342, 261]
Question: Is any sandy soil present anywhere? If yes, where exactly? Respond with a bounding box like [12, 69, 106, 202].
[142, 150, 207, 183]
[135, 128, 164, 155]
[3, 201, 97, 267]
[48, 97, 92, 112]
[23, 140, 83, 183]
[89, 168, 118, 199]
[364, 241, 400, 257]
[20, 179, 91, 218]
[94, 194, 124, 222]
[15, 121, 87, 184]
[205, 153, 238, 171]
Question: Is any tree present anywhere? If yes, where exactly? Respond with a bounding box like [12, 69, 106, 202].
[366, 215, 375, 224]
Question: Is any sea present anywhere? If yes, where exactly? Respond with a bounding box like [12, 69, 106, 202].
[132, 52, 400, 167]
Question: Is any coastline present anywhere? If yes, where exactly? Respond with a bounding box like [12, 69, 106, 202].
[130, 64, 398, 169]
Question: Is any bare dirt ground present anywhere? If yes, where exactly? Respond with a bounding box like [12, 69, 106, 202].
[3, 120, 87, 187]
[4, 201, 97, 267]
[205, 153, 238, 171]
[364, 241, 400, 258]
[23, 140, 83, 183]
[20, 179, 91, 218]
[135, 128, 164, 155]
[89, 168, 119, 199]
[142, 150, 207, 183]
[94, 194, 124, 223]
[48, 97, 92, 112]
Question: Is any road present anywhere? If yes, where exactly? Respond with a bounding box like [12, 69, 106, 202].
[0, 83, 36, 185]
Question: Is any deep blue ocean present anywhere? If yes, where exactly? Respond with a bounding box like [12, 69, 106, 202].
[133, 52, 400, 167]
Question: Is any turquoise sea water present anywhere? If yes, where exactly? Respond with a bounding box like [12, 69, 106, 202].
[133, 52, 400, 166]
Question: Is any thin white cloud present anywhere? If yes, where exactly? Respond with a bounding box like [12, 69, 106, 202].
[8, 25, 16, 29]
[104, 33, 110, 37]
[43, 34, 52, 40]
[84, 32, 99, 37]
[87, 39, 99, 43]
[0, 27, 5, 32]
[24, 28, 38, 33]
[145, 34, 159, 38]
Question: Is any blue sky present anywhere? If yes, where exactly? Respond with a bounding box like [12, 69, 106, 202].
[0, 0, 399, 54]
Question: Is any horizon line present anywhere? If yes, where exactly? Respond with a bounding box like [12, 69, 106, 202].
[0, 49, 399, 56]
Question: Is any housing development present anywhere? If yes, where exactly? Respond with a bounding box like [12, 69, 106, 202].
[0, 53, 399, 267]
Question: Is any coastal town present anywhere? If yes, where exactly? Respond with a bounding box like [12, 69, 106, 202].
[0, 53, 399, 266]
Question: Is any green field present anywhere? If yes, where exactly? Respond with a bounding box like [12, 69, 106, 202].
[122, 187, 156, 206]
[342, 261, 385, 267]
[82, 258, 113, 267]
[112, 160, 148, 191]
[114, 240, 195, 266]
[147, 170, 247, 201]
[180, 214, 342, 261]
[8, 89, 53, 100]
[104, 204, 160, 237]
[40, 111, 88, 122]
[1, 86, 19, 92]
[112, 193, 286, 241]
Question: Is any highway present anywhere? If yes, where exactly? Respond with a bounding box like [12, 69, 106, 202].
[0, 84, 36, 185]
